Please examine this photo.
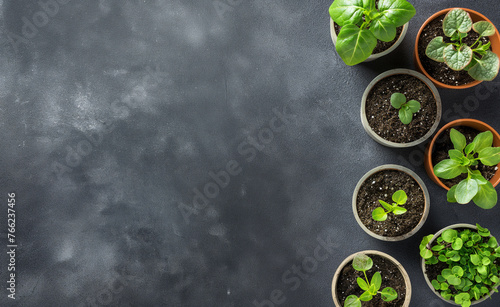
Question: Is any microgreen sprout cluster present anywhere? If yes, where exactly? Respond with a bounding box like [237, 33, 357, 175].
[426, 8, 500, 81]
[372, 189, 408, 221]
[433, 128, 500, 209]
[419, 224, 500, 307]
[344, 253, 398, 307]
[390, 93, 421, 124]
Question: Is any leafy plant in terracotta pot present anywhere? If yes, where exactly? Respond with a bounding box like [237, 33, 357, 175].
[424, 119, 500, 209]
[433, 128, 500, 209]
[419, 224, 500, 306]
[426, 8, 500, 82]
[415, 8, 500, 89]
[329, 0, 415, 65]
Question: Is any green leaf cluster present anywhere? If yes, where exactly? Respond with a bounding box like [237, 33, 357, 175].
[329, 0, 416, 66]
[425, 8, 500, 81]
[372, 189, 408, 221]
[433, 129, 500, 209]
[390, 93, 421, 124]
[419, 225, 500, 307]
[344, 254, 398, 307]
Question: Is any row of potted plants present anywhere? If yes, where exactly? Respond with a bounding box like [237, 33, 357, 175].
[328, 1, 500, 306]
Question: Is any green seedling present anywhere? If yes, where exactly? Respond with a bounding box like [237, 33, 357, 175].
[329, 0, 415, 66]
[344, 253, 398, 307]
[390, 93, 421, 124]
[372, 190, 408, 221]
[419, 224, 500, 307]
[426, 8, 500, 81]
[433, 128, 500, 209]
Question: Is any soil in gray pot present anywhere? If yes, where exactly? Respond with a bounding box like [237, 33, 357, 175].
[356, 169, 425, 237]
[365, 74, 437, 143]
[336, 254, 407, 306]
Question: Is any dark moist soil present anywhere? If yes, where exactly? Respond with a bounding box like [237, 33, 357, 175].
[424, 228, 498, 300]
[417, 13, 490, 86]
[356, 169, 425, 237]
[334, 23, 403, 54]
[366, 74, 438, 143]
[337, 254, 407, 306]
[431, 126, 497, 188]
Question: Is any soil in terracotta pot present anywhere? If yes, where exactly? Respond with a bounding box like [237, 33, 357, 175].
[417, 14, 490, 86]
[333, 24, 403, 54]
[431, 126, 497, 188]
[337, 254, 407, 306]
[365, 74, 437, 143]
[356, 170, 425, 237]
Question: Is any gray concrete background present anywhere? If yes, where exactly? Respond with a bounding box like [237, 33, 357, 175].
[0, 0, 499, 306]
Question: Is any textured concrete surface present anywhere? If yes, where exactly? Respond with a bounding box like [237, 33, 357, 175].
[0, 0, 499, 306]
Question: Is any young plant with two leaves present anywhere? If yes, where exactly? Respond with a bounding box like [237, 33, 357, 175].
[433, 128, 500, 209]
[344, 253, 397, 307]
[390, 93, 421, 125]
[329, 0, 416, 66]
[426, 8, 500, 81]
[372, 189, 407, 221]
[419, 224, 500, 307]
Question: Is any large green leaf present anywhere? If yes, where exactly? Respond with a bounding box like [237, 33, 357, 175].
[473, 21, 496, 37]
[357, 277, 369, 290]
[468, 51, 500, 81]
[344, 295, 361, 307]
[372, 207, 388, 221]
[371, 271, 382, 290]
[444, 44, 473, 71]
[390, 92, 406, 109]
[434, 159, 466, 179]
[392, 206, 407, 215]
[443, 8, 473, 37]
[370, 19, 397, 42]
[473, 181, 497, 209]
[448, 149, 464, 160]
[381, 287, 398, 302]
[376, 0, 416, 27]
[406, 100, 420, 113]
[353, 253, 373, 271]
[450, 128, 467, 151]
[455, 178, 479, 204]
[478, 147, 500, 166]
[426, 36, 447, 62]
[399, 107, 413, 125]
[472, 131, 493, 153]
[329, 0, 365, 27]
[336, 24, 378, 66]
[392, 190, 407, 205]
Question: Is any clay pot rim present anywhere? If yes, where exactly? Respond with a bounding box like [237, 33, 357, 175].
[360, 68, 442, 148]
[414, 7, 500, 89]
[332, 250, 412, 307]
[421, 223, 500, 305]
[352, 164, 430, 241]
[424, 118, 500, 191]
[330, 19, 409, 63]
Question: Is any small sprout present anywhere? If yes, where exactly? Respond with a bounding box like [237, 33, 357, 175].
[433, 128, 500, 209]
[425, 8, 500, 81]
[344, 254, 398, 307]
[390, 93, 421, 125]
[419, 224, 500, 307]
[372, 190, 408, 221]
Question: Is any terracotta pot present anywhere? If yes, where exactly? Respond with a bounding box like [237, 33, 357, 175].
[332, 250, 412, 307]
[424, 118, 500, 190]
[352, 164, 430, 241]
[414, 8, 500, 89]
[361, 68, 442, 148]
[330, 18, 408, 63]
[421, 224, 500, 305]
